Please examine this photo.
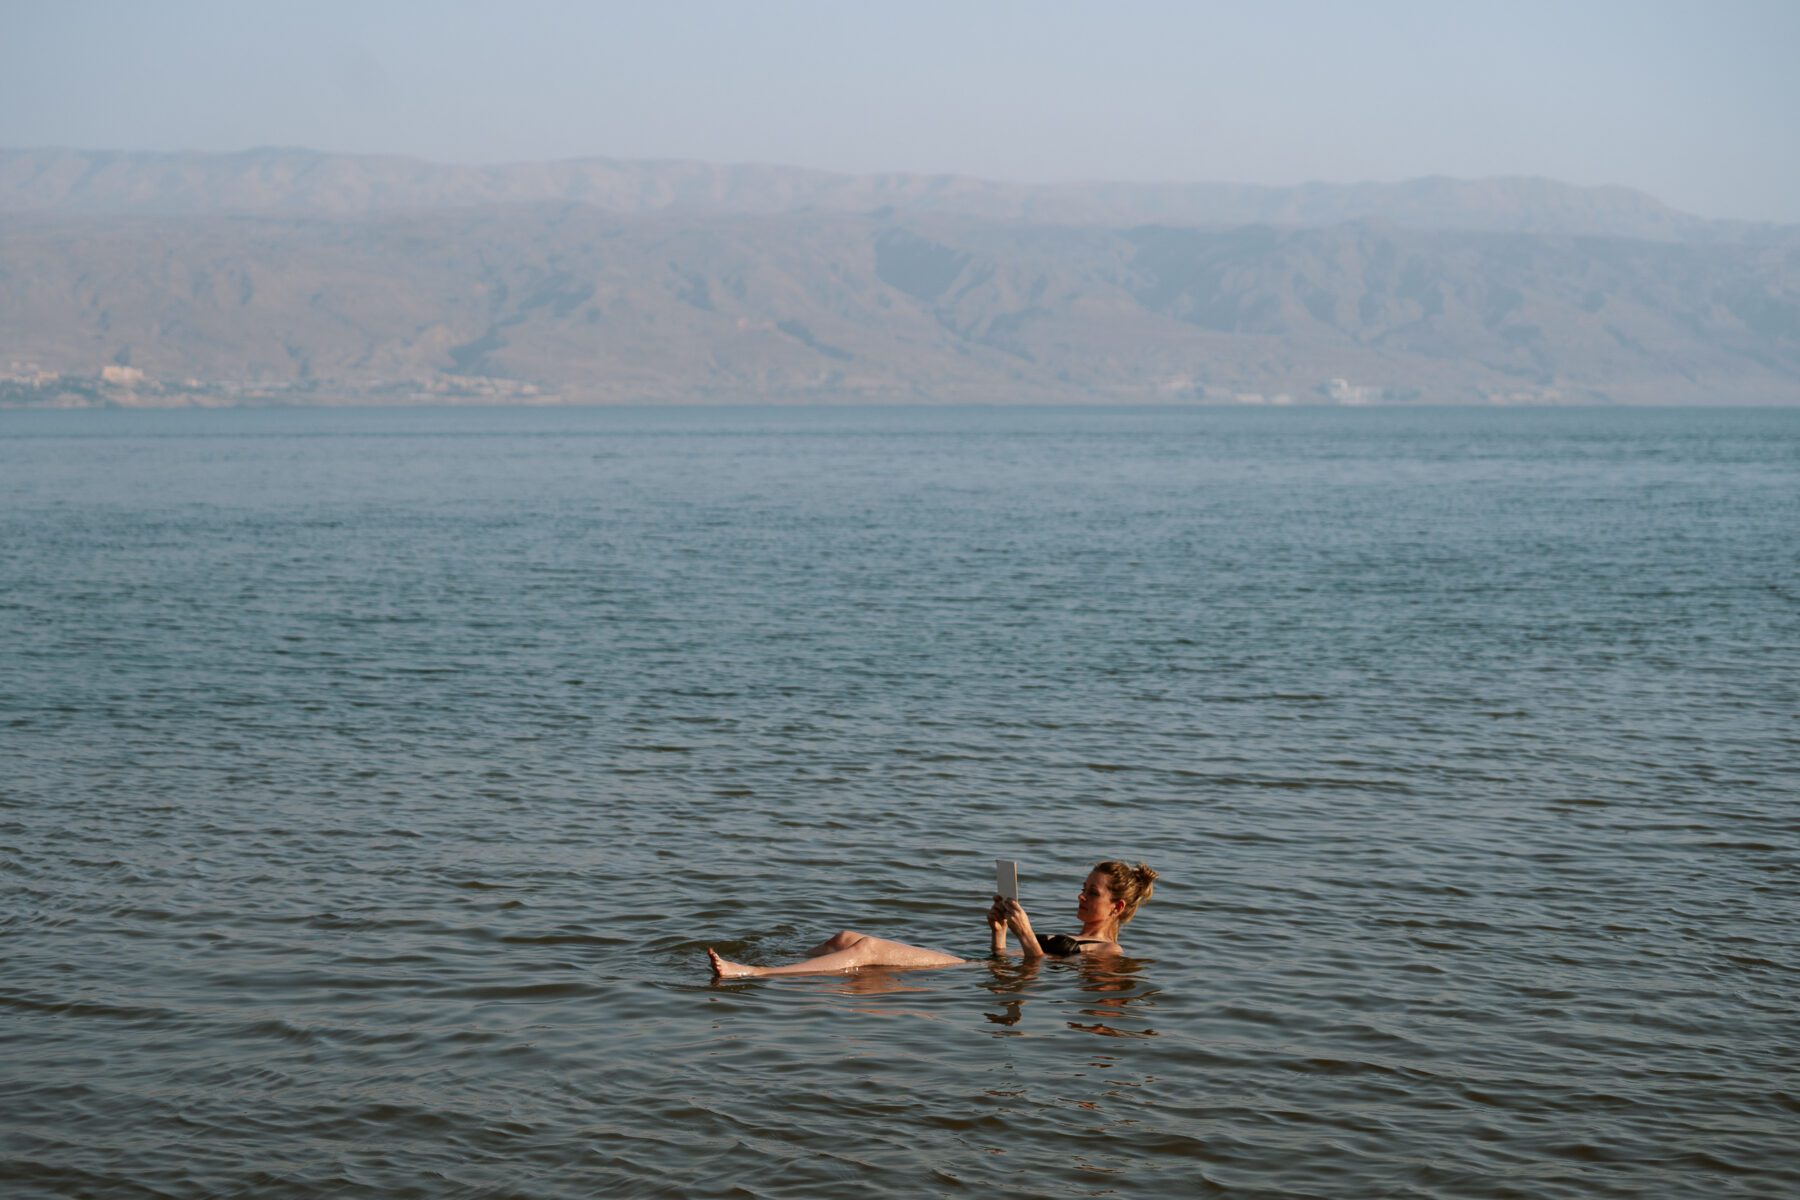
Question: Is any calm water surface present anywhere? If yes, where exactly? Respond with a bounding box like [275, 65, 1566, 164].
[2, 406, 1796, 1198]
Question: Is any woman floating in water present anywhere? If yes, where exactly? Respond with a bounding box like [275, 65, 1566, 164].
[706, 860, 1158, 977]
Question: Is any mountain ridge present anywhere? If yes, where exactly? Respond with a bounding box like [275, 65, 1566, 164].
[3, 146, 1784, 244]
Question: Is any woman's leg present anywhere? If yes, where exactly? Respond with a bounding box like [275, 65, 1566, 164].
[708, 931, 965, 978]
[803, 929, 863, 957]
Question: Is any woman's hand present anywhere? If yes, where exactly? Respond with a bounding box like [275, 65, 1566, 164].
[987, 895, 1012, 951]
[999, 897, 1032, 934]
[992, 897, 1043, 957]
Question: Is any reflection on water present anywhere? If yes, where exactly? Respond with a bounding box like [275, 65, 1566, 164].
[977, 955, 1161, 1041]
[1068, 958, 1161, 1040]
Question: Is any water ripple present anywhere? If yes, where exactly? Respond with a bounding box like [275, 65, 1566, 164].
[1, 406, 1796, 1198]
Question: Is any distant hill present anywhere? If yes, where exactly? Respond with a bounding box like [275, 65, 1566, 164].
[4, 204, 1795, 407]
[1, 146, 1786, 243]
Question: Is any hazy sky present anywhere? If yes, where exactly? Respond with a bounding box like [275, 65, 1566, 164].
[5, 0, 1797, 222]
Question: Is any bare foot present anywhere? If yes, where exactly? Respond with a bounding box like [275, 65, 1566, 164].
[707, 947, 764, 978]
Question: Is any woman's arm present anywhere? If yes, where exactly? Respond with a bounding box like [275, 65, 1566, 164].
[998, 898, 1044, 958]
[987, 896, 1009, 952]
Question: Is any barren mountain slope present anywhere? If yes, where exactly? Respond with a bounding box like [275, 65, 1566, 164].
[3, 206, 1794, 406]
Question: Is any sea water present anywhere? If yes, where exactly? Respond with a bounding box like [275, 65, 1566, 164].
[2, 405, 1796, 1198]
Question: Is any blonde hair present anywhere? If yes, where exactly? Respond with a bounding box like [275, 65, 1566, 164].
[1094, 860, 1159, 925]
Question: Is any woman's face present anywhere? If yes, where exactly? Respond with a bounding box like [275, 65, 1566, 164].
[1077, 871, 1120, 925]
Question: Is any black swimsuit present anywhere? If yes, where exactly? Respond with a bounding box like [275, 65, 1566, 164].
[1036, 934, 1105, 956]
